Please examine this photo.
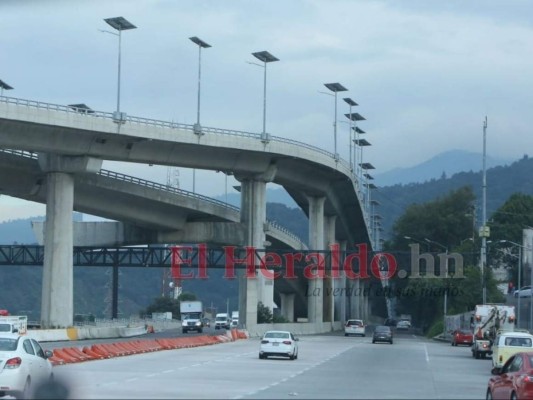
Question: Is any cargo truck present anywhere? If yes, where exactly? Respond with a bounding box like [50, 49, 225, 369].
[180, 301, 203, 333]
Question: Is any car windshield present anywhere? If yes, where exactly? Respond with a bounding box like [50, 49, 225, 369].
[264, 332, 290, 339]
[0, 324, 12, 332]
[215, 317, 226, 321]
[375, 326, 390, 333]
[0, 337, 17, 351]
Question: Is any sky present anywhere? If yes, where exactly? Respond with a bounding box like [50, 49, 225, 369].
[1, 0, 533, 222]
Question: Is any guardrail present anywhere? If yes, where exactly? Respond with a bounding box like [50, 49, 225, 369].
[0, 95, 373, 244]
[0, 95, 351, 174]
[0, 149, 308, 246]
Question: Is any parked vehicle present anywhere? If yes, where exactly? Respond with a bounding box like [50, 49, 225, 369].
[0, 334, 54, 399]
[451, 330, 474, 346]
[180, 301, 203, 333]
[514, 286, 532, 298]
[214, 313, 230, 330]
[487, 352, 533, 400]
[372, 325, 393, 344]
[0, 316, 27, 335]
[344, 319, 365, 337]
[492, 331, 533, 371]
[259, 331, 298, 360]
[472, 304, 515, 359]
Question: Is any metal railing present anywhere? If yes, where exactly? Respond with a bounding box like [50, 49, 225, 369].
[0, 149, 307, 246]
[0, 94, 373, 243]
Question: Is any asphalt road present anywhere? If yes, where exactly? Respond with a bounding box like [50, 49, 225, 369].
[47, 329, 492, 399]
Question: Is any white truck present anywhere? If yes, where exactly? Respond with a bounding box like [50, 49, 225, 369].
[180, 301, 203, 334]
[471, 304, 515, 359]
[215, 313, 230, 330]
[231, 311, 239, 328]
[0, 315, 28, 334]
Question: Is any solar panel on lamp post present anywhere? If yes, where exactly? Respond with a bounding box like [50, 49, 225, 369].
[251, 51, 279, 143]
[324, 83, 348, 161]
[103, 17, 137, 123]
[346, 112, 366, 186]
[0, 80, 13, 97]
[343, 98, 358, 172]
[189, 36, 211, 194]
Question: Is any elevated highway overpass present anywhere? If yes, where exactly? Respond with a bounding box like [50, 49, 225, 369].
[0, 96, 375, 332]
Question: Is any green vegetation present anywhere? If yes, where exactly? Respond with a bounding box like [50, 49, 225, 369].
[257, 301, 273, 323]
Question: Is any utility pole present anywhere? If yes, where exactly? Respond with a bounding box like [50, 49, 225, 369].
[480, 116, 488, 304]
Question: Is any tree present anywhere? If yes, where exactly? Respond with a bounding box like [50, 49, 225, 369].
[144, 297, 181, 319]
[143, 291, 197, 319]
[383, 186, 505, 329]
[487, 193, 533, 286]
[257, 301, 273, 323]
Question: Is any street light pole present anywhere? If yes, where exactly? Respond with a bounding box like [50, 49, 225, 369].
[103, 17, 136, 123]
[189, 37, 211, 193]
[343, 98, 358, 172]
[251, 51, 279, 143]
[324, 83, 348, 161]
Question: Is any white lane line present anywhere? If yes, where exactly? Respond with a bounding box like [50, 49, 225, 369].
[233, 343, 360, 399]
[125, 377, 138, 382]
[162, 369, 174, 374]
[424, 343, 430, 363]
[145, 373, 158, 378]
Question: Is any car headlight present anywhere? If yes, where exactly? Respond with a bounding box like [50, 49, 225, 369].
[196, 321, 201, 326]
[182, 321, 188, 327]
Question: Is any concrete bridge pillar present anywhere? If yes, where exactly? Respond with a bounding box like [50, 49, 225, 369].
[280, 293, 295, 322]
[307, 195, 325, 324]
[338, 240, 347, 323]
[38, 154, 102, 328]
[323, 215, 336, 324]
[237, 166, 276, 329]
[351, 279, 361, 319]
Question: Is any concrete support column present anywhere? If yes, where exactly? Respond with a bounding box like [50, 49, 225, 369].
[338, 240, 347, 323]
[307, 195, 325, 323]
[238, 178, 268, 328]
[352, 279, 361, 318]
[280, 293, 295, 322]
[323, 215, 336, 324]
[41, 172, 74, 328]
[38, 154, 102, 328]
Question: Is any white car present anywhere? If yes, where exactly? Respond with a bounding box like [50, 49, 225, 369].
[396, 320, 411, 330]
[514, 286, 532, 298]
[0, 334, 54, 399]
[344, 319, 366, 337]
[259, 330, 299, 360]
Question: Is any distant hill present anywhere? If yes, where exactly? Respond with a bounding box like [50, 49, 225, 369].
[374, 155, 533, 239]
[373, 149, 511, 187]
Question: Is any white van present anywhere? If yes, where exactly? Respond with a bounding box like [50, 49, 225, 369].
[492, 331, 533, 371]
[215, 313, 230, 330]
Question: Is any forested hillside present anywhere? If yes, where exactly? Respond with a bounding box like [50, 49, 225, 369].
[375, 155, 533, 239]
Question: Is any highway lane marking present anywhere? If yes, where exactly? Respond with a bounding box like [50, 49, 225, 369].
[232, 344, 359, 399]
[424, 344, 430, 363]
[162, 369, 174, 374]
[125, 377, 138, 382]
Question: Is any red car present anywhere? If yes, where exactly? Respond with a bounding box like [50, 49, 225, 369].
[487, 352, 533, 400]
[451, 330, 473, 346]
